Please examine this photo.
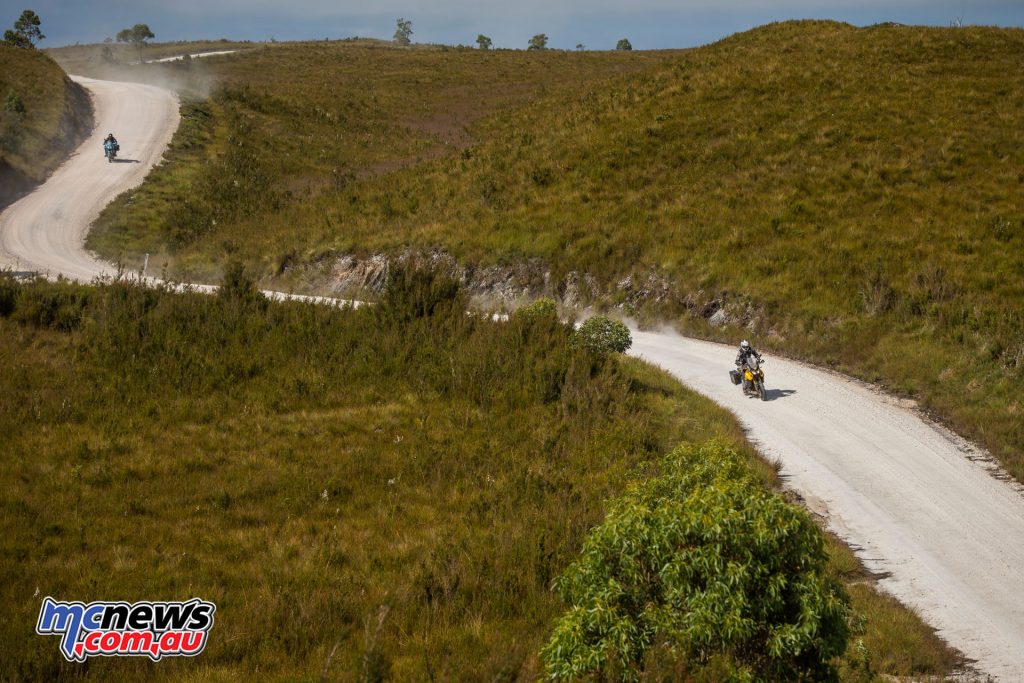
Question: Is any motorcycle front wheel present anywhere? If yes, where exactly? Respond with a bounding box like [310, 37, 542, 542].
[756, 381, 767, 401]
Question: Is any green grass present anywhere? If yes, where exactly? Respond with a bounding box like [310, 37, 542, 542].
[0, 45, 92, 207]
[82, 21, 1024, 481]
[0, 274, 960, 681]
[76, 39, 668, 276]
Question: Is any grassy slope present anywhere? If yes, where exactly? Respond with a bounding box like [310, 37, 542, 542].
[78, 40, 667, 271]
[0, 277, 958, 681]
[0, 46, 92, 207]
[85, 22, 1024, 479]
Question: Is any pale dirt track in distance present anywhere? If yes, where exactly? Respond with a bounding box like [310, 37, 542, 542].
[147, 50, 237, 63]
[1, 75, 1023, 680]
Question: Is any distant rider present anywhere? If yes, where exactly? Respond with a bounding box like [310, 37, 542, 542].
[103, 133, 119, 158]
[735, 340, 763, 392]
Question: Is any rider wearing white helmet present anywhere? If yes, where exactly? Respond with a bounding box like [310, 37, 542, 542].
[735, 340, 762, 370]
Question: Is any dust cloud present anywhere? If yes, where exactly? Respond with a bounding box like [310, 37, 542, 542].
[49, 44, 222, 100]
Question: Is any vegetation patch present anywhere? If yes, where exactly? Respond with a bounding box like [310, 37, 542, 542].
[0, 273, 959, 680]
[543, 441, 850, 681]
[0, 44, 92, 208]
[75, 21, 1023, 481]
[73, 39, 666, 275]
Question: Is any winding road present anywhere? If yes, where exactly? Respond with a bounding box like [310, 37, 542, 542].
[0, 76, 178, 278]
[2, 75, 1023, 680]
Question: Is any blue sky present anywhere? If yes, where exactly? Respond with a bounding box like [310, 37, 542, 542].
[6, 0, 1023, 49]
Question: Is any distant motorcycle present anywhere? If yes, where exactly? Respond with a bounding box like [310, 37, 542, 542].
[730, 357, 767, 400]
[103, 139, 119, 162]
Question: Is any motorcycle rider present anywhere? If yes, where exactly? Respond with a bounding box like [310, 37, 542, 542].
[103, 133, 119, 160]
[735, 340, 763, 393]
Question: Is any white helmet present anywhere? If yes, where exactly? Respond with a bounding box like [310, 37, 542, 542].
[740, 340, 750, 349]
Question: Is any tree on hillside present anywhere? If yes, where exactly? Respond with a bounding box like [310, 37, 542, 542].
[616, 37, 632, 50]
[542, 442, 851, 681]
[527, 33, 548, 50]
[3, 10, 44, 48]
[394, 18, 412, 45]
[572, 316, 632, 358]
[575, 43, 585, 51]
[475, 34, 492, 50]
[116, 23, 154, 62]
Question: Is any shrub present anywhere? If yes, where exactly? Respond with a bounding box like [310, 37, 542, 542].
[4, 89, 24, 114]
[573, 315, 631, 357]
[10, 282, 90, 331]
[513, 297, 558, 323]
[218, 259, 266, 309]
[376, 260, 464, 324]
[541, 441, 851, 682]
[0, 274, 18, 316]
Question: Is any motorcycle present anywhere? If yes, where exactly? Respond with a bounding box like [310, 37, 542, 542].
[743, 356, 767, 400]
[104, 140, 119, 162]
[730, 357, 767, 400]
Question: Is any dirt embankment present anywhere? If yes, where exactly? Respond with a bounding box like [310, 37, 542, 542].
[0, 47, 93, 210]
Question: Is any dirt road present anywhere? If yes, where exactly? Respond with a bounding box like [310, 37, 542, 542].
[147, 50, 237, 63]
[630, 329, 1024, 680]
[2, 75, 1023, 680]
[0, 76, 179, 278]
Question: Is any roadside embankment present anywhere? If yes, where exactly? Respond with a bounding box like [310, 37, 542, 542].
[0, 45, 92, 210]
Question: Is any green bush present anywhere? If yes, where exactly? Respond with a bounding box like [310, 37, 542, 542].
[218, 259, 267, 308]
[376, 260, 465, 324]
[9, 282, 90, 331]
[3, 89, 24, 113]
[573, 315, 632, 357]
[0, 274, 17, 316]
[541, 441, 851, 682]
[514, 297, 558, 323]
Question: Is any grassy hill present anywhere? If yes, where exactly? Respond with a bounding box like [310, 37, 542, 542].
[84, 21, 1024, 481]
[0, 274, 958, 680]
[78, 38, 665, 263]
[0, 45, 92, 208]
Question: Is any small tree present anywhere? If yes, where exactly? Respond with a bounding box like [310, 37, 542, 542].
[527, 33, 548, 50]
[4, 9, 44, 48]
[572, 316, 631, 358]
[475, 34, 492, 50]
[513, 297, 558, 323]
[575, 43, 585, 51]
[116, 23, 154, 62]
[218, 260, 267, 312]
[616, 38, 632, 50]
[542, 442, 851, 681]
[393, 18, 412, 45]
